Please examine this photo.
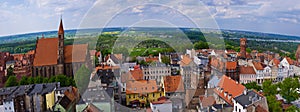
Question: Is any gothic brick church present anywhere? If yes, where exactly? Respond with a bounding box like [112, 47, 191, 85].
[32, 19, 89, 77]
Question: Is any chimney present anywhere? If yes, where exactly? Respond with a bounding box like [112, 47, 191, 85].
[243, 88, 247, 95]
[224, 91, 228, 97]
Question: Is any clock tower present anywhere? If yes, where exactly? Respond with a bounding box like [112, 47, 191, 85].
[240, 38, 247, 59]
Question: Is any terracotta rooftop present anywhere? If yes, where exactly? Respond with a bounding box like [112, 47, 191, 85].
[95, 65, 120, 71]
[145, 57, 159, 63]
[285, 57, 294, 65]
[121, 67, 143, 83]
[180, 55, 192, 66]
[33, 38, 59, 66]
[33, 37, 88, 66]
[240, 66, 256, 74]
[214, 75, 245, 105]
[199, 96, 216, 108]
[163, 75, 184, 93]
[272, 58, 280, 67]
[64, 44, 88, 63]
[129, 68, 144, 81]
[151, 98, 171, 105]
[211, 56, 225, 71]
[226, 61, 237, 70]
[126, 80, 158, 94]
[252, 62, 264, 70]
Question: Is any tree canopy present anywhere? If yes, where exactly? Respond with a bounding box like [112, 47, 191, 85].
[74, 65, 91, 94]
[279, 77, 300, 103]
[5, 76, 18, 87]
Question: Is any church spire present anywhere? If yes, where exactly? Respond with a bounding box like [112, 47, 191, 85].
[58, 17, 64, 35]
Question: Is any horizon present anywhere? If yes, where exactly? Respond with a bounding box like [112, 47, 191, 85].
[1, 27, 300, 38]
[1, 0, 300, 37]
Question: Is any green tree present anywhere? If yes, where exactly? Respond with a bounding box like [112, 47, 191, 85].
[285, 105, 300, 112]
[161, 56, 170, 64]
[43, 78, 49, 83]
[279, 77, 300, 103]
[246, 48, 251, 53]
[55, 75, 70, 87]
[48, 76, 56, 83]
[194, 41, 209, 50]
[5, 76, 18, 87]
[34, 76, 44, 84]
[6, 65, 15, 77]
[243, 82, 262, 91]
[27, 77, 35, 84]
[19, 76, 28, 85]
[262, 80, 277, 96]
[74, 65, 91, 94]
[94, 56, 99, 66]
[267, 95, 282, 112]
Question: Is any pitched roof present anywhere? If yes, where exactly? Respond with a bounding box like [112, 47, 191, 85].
[199, 96, 216, 108]
[240, 66, 256, 74]
[121, 67, 143, 83]
[285, 57, 294, 65]
[180, 55, 192, 66]
[163, 75, 184, 93]
[252, 62, 264, 70]
[233, 90, 264, 108]
[64, 44, 88, 63]
[33, 38, 59, 66]
[126, 80, 158, 94]
[129, 68, 144, 81]
[214, 75, 245, 105]
[58, 19, 64, 34]
[226, 61, 237, 69]
[272, 58, 280, 67]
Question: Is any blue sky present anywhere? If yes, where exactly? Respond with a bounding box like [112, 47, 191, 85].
[0, 0, 300, 36]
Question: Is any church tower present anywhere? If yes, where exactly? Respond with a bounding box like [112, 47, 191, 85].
[58, 18, 64, 64]
[240, 38, 247, 59]
[57, 18, 65, 75]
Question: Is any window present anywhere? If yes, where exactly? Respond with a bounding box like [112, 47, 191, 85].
[153, 93, 155, 97]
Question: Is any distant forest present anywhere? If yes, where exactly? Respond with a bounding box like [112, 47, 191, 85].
[0, 28, 298, 59]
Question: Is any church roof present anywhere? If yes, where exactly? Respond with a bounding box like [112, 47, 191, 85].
[33, 38, 88, 66]
[33, 38, 59, 66]
[64, 44, 88, 63]
[58, 19, 64, 34]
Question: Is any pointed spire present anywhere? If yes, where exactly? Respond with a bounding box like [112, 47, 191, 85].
[58, 17, 64, 34]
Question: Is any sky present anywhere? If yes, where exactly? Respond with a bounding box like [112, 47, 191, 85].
[0, 0, 300, 36]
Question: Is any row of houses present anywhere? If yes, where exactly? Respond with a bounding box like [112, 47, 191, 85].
[0, 82, 78, 112]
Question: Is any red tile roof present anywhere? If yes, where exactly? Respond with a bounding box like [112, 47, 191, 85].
[240, 66, 256, 74]
[214, 75, 245, 105]
[64, 44, 88, 63]
[226, 61, 237, 70]
[163, 76, 184, 93]
[129, 68, 144, 81]
[126, 80, 158, 94]
[252, 62, 264, 70]
[145, 57, 159, 63]
[199, 96, 216, 108]
[33, 38, 59, 66]
[180, 55, 192, 66]
[272, 58, 280, 67]
[286, 57, 294, 65]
